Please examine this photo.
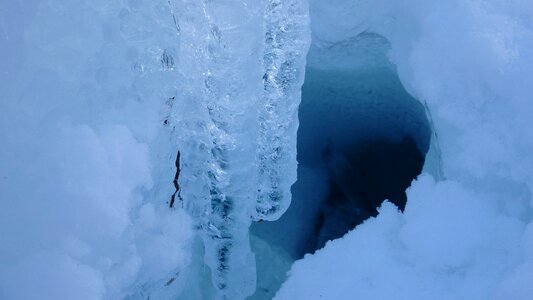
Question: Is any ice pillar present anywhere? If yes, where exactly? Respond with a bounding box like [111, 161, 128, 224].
[169, 1, 309, 298]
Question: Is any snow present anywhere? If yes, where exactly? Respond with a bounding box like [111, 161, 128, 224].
[170, 1, 309, 298]
[277, 0, 533, 299]
[1, 0, 310, 298]
[2, 0, 533, 298]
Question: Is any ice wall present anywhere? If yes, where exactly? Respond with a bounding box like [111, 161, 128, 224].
[277, 0, 533, 299]
[0, 0, 197, 299]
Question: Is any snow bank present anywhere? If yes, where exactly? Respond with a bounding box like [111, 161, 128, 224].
[277, 176, 524, 299]
[1, 0, 310, 298]
[277, 0, 533, 298]
[3, 0, 533, 298]
[169, 1, 309, 297]
[0, 0, 193, 298]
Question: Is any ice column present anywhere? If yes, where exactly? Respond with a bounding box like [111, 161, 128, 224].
[169, 1, 309, 298]
[255, 0, 310, 221]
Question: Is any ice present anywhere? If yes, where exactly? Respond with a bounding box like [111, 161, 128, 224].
[255, 0, 310, 221]
[276, 0, 533, 298]
[3, 0, 533, 298]
[252, 31, 430, 257]
[1, 0, 193, 298]
[1, 0, 311, 297]
[170, 1, 309, 298]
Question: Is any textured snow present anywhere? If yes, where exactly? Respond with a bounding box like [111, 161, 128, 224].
[0, 0, 194, 299]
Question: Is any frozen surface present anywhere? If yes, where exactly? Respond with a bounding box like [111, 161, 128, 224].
[0, 0, 195, 299]
[253, 32, 430, 258]
[2, 0, 533, 299]
[0, 0, 309, 299]
[277, 0, 533, 299]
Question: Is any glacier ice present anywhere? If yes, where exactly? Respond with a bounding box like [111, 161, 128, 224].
[1, 0, 310, 298]
[252, 31, 431, 256]
[250, 31, 431, 297]
[2, 0, 533, 299]
[169, 0, 309, 298]
[0, 0, 197, 299]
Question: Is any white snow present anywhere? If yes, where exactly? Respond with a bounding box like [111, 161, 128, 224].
[0, 0, 194, 299]
[2, 0, 533, 299]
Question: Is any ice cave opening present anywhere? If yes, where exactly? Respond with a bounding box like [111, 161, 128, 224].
[249, 33, 432, 299]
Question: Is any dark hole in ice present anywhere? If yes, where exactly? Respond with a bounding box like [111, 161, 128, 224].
[249, 33, 431, 299]
[313, 137, 425, 250]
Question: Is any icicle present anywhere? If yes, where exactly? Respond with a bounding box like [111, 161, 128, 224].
[169, 0, 309, 298]
[255, 0, 310, 221]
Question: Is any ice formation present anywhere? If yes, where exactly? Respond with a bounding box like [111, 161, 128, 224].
[1, 0, 309, 299]
[276, 0, 533, 299]
[171, 0, 309, 298]
[1, 1, 196, 299]
[252, 30, 430, 256]
[2, 0, 533, 299]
